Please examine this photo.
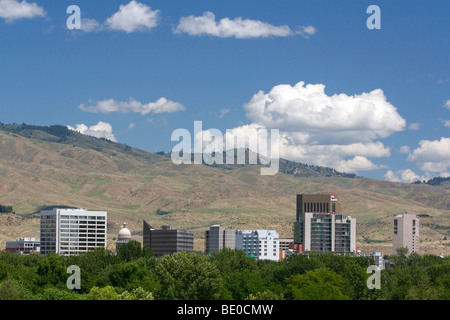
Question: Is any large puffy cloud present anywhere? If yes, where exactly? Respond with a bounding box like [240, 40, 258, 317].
[408, 137, 450, 174]
[68, 121, 117, 142]
[174, 11, 315, 39]
[105, 0, 159, 33]
[244, 81, 406, 144]
[80, 97, 186, 115]
[0, 0, 45, 22]
[198, 81, 405, 174]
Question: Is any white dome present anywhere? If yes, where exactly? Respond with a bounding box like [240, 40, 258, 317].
[118, 224, 132, 240]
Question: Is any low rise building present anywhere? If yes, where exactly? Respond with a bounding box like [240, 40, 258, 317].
[5, 238, 40, 254]
[236, 230, 280, 261]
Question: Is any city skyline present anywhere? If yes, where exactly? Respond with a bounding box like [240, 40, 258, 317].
[1, 0, 449, 182]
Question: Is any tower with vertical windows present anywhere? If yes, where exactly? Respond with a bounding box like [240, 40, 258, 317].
[393, 213, 419, 255]
[40, 208, 107, 256]
[205, 225, 236, 254]
[293, 194, 356, 254]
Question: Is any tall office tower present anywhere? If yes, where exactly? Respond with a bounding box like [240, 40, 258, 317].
[205, 225, 236, 254]
[294, 212, 356, 254]
[294, 194, 356, 254]
[40, 208, 107, 256]
[296, 194, 341, 221]
[236, 230, 280, 261]
[143, 221, 194, 257]
[393, 213, 419, 255]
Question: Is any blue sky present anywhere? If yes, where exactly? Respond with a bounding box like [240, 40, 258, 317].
[0, 0, 449, 182]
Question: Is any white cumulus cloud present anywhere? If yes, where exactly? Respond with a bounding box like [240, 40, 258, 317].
[80, 18, 101, 32]
[244, 81, 406, 144]
[295, 25, 318, 38]
[174, 11, 312, 39]
[0, 0, 45, 22]
[445, 100, 450, 110]
[105, 0, 159, 33]
[202, 81, 406, 174]
[384, 169, 428, 183]
[80, 97, 186, 115]
[68, 121, 117, 142]
[408, 122, 420, 131]
[408, 137, 450, 173]
[335, 156, 385, 173]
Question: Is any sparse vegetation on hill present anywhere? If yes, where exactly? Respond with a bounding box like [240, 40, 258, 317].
[0, 123, 449, 255]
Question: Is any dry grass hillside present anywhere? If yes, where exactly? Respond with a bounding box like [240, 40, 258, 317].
[0, 126, 449, 256]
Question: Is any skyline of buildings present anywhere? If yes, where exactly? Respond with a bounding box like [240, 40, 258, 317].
[1, 193, 423, 259]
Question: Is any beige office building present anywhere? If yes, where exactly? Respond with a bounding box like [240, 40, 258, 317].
[393, 213, 419, 255]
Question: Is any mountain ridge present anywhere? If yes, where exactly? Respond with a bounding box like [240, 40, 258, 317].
[0, 123, 449, 255]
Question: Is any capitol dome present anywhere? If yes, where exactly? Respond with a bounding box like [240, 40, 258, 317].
[117, 223, 132, 240]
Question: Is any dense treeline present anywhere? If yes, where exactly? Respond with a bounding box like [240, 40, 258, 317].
[412, 176, 450, 186]
[0, 241, 448, 300]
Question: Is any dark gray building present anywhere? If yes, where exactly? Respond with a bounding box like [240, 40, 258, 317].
[205, 225, 236, 254]
[143, 221, 194, 257]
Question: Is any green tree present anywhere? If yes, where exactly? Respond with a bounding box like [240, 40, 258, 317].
[267, 253, 324, 289]
[209, 248, 257, 275]
[155, 252, 222, 300]
[85, 286, 120, 300]
[105, 262, 159, 292]
[120, 287, 154, 300]
[117, 240, 153, 262]
[41, 287, 84, 300]
[0, 275, 21, 300]
[436, 274, 450, 300]
[223, 270, 268, 300]
[64, 247, 120, 292]
[36, 254, 68, 289]
[245, 290, 284, 300]
[286, 268, 350, 300]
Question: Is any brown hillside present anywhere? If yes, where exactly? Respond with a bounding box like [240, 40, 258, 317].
[0, 129, 449, 256]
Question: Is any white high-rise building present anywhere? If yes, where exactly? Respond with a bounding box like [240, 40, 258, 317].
[40, 208, 107, 256]
[236, 230, 280, 261]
